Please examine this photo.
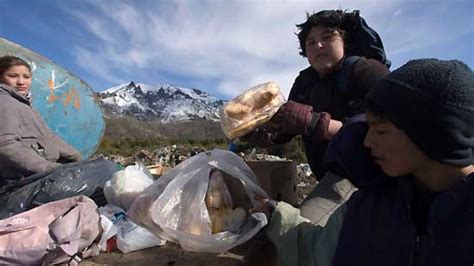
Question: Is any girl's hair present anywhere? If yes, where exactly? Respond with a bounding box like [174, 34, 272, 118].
[0, 56, 32, 76]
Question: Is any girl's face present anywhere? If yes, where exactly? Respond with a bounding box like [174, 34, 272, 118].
[363, 112, 429, 177]
[1, 65, 32, 96]
[305, 25, 345, 76]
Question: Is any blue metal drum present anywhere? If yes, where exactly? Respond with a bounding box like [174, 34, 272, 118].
[0, 38, 105, 159]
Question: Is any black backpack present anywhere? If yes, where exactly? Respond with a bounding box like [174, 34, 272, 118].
[335, 11, 390, 111]
[342, 10, 391, 68]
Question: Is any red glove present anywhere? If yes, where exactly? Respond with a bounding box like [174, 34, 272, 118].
[264, 100, 314, 136]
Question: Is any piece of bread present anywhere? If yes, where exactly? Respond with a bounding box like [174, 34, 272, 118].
[226, 95, 282, 139]
[224, 102, 252, 120]
[251, 82, 279, 110]
[221, 81, 285, 140]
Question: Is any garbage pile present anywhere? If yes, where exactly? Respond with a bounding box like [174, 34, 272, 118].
[0, 149, 279, 263]
[151, 145, 202, 166]
[96, 145, 206, 168]
[0, 144, 319, 263]
[102, 146, 317, 204]
[296, 163, 318, 204]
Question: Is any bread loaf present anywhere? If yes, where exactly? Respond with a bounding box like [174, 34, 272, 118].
[224, 102, 252, 119]
[251, 83, 279, 110]
[221, 81, 285, 140]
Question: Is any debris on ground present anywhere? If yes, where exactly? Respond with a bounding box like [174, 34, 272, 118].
[96, 146, 318, 204]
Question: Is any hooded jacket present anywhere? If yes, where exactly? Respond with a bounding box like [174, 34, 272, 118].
[0, 84, 81, 181]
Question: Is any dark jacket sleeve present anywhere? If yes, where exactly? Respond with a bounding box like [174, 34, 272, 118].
[324, 121, 388, 187]
[288, 67, 314, 102]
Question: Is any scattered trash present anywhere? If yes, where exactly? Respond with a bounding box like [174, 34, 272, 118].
[146, 164, 170, 177]
[99, 205, 166, 254]
[99, 146, 318, 205]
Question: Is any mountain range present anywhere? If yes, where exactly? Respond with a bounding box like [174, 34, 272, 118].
[99, 81, 225, 123]
[98, 82, 227, 140]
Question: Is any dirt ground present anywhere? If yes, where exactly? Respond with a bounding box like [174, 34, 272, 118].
[82, 243, 246, 266]
[81, 233, 280, 266]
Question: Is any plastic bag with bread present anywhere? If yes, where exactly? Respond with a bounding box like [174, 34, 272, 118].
[220, 81, 285, 140]
[205, 169, 247, 234]
[127, 149, 268, 253]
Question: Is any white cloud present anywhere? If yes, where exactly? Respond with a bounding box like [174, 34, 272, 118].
[75, 47, 126, 84]
[66, 0, 472, 98]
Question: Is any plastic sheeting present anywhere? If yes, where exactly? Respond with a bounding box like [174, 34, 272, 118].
[0, 158, 117, 219]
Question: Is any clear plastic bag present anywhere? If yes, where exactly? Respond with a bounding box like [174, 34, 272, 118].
[220, 81, 285, 140]
[128, 149, 269, 253]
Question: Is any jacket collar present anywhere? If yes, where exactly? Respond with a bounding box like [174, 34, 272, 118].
[0, 83, 31, 105]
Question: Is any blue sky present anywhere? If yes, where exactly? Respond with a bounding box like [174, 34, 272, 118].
[1, 0, 473, 99]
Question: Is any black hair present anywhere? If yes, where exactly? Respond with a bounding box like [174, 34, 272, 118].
[296, 10, 346, 57]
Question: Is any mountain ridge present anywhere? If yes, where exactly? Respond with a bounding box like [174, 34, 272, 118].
[98, 81, 227, 140]
[99, 81, 225, 123]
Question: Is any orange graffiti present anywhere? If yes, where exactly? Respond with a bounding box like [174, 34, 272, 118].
[48, 79, 54, 89]
[48, 93, 62, 103]
[46, 73, 80, 109]
[47, 78, 61, 102]
[47, 87, 81, 110]
[63, 87, 81, 109]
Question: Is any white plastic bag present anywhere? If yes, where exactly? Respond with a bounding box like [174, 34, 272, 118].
[103, 162, 154, 210]
[99, 205, 166, 253]
[97, 213, 118, 252]
[128, 149, 268, 253]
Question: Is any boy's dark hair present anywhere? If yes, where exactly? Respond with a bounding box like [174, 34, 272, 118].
[0, 56, 31, 76]
[297, 10, 347, 57]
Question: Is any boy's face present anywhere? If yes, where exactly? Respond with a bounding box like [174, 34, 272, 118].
[305, 25, 344, 76]
[363, 112, 429, 177]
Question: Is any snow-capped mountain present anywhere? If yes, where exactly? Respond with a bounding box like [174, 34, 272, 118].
[99, 81, 225, 123]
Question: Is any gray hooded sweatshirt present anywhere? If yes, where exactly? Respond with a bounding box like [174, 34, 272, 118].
[0, 84, 81, 180]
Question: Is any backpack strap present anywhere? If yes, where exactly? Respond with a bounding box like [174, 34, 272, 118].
[335, 56, 360, 98]
[335, 56, 371, 122]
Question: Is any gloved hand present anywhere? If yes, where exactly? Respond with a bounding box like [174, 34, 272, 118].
[264, 100, 315, 137]
[239, 127, 274, 148]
